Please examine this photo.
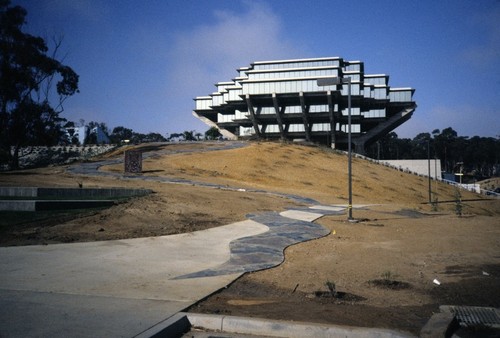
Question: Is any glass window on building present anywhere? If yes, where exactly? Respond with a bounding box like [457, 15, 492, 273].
[261, 107, 274, 115]
[195, 98, 212, 110]
[341, 107, 361, 116]
[289, 124, 305, 132]
[341, 124, 361, 133]
[341, 83, 360, 95]
[264, 125, 277, 133]
[345, 63, 361, 71]
[286, 106, 301, 114]
[389, 90, 412, 102]
[363, 109, 386, 118]
[240, 126, 254, 136]
[228, 88, 242, 101]
[311, 123, 331, 131]
[309, 104, 328, 113]
[235, 110, 247, 119]
[374, 87, 387, 99]
[217, 113, 236, 123]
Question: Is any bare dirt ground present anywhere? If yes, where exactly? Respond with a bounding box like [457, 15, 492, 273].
[1, 141, 499, 335]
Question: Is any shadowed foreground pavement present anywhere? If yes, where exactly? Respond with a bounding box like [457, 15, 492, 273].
[0, 205, 347, 337]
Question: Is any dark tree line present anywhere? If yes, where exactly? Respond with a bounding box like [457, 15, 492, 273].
[108, 126, 220, 144]
[365, 127, 500, 178]
[107, 126, 167, 144]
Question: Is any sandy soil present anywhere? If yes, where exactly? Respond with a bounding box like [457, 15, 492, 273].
[1, 141, 499, 335]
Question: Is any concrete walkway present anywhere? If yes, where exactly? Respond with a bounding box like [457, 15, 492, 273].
[0, 202, 351, 337]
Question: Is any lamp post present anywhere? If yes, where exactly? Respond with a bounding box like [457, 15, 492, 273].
[427, 138, 432, 204]
[317, 77, 353, 220]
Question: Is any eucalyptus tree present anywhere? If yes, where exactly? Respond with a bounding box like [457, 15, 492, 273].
[0, 1, 79, 168]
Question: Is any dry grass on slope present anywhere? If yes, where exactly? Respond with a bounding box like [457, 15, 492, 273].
[150, 141, 496, 215]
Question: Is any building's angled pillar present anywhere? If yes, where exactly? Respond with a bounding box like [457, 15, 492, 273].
[353, 141, 365, 155]
[272, 93, 286, 140]
[245, 94, 261, 138]
[327, 91, 336, 149]
[299, 92, 311, 142]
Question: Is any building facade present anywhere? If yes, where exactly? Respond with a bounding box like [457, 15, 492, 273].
[193, 57, 416, 154]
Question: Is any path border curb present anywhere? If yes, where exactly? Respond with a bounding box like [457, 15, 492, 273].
[137, 312, 416, 338]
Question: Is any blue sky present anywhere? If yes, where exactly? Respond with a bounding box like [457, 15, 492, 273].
[16, 0, 500, 138]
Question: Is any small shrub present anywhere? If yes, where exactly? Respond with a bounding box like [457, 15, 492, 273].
[325, 280, 337, 298]
[454, 188, 462, 216]
[381, 270, 395, 281]
[431, 196, 439, 211]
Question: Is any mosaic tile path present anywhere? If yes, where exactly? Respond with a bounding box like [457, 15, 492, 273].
[173, 206, 345, 279]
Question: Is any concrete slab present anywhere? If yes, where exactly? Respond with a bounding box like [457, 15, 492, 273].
[0, 289, 187, 338]
[309, 205, 345, 212]
[279, 209, 324, 222]
[0, 220, 268, 337]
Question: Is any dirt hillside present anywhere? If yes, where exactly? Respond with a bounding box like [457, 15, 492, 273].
[1, 141, 499, 335]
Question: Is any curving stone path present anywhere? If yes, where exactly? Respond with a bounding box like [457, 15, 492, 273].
[67, 142, 353, 278]
[174, 206, 345, 279]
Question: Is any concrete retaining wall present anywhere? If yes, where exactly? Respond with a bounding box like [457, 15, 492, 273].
[0, 200, 37, 211]
[0, 187, 152, 211]
[0, 200, 116, 211]
[0, 187, 152, 198]
[0, 187, 38, 197]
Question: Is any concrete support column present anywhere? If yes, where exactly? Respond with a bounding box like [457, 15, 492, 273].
[327, 91, 336, 149]
[353, 141, 365, 155]
[272, 93, 286, 140]
[245, 94, 261, 137]
[299, 92, 311, 142]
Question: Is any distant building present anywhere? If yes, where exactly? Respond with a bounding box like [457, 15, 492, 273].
[64, 126, 110, 145]
[65, 126, 87, 145]
[193, 57, 416, 154]
[91, 126, 110, 144]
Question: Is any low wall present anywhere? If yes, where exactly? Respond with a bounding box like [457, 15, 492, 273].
[0, 187, 152, 211]
[382, 159, 442, 180]
[0, 187, 152, 198]
[0, 200, 116, 211]
[2, 145, 117, 170]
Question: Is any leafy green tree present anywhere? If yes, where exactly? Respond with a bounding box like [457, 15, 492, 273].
[167, 133, 183, 141]
[109, 126, 133, 143]
[433, 127, 459, 172]
[411, 132, 431, 159]
[0, 1, 79, 168]
[143, 132, 166, 142]
[205, 126, 222, 140]
[183, 130, 196, 141]
[365, 127, 499, 181]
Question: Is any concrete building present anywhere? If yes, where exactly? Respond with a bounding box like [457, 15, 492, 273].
[193, 57, 416, 154]
[65, 126, 87, 145]
[64, 126, 110, 145]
